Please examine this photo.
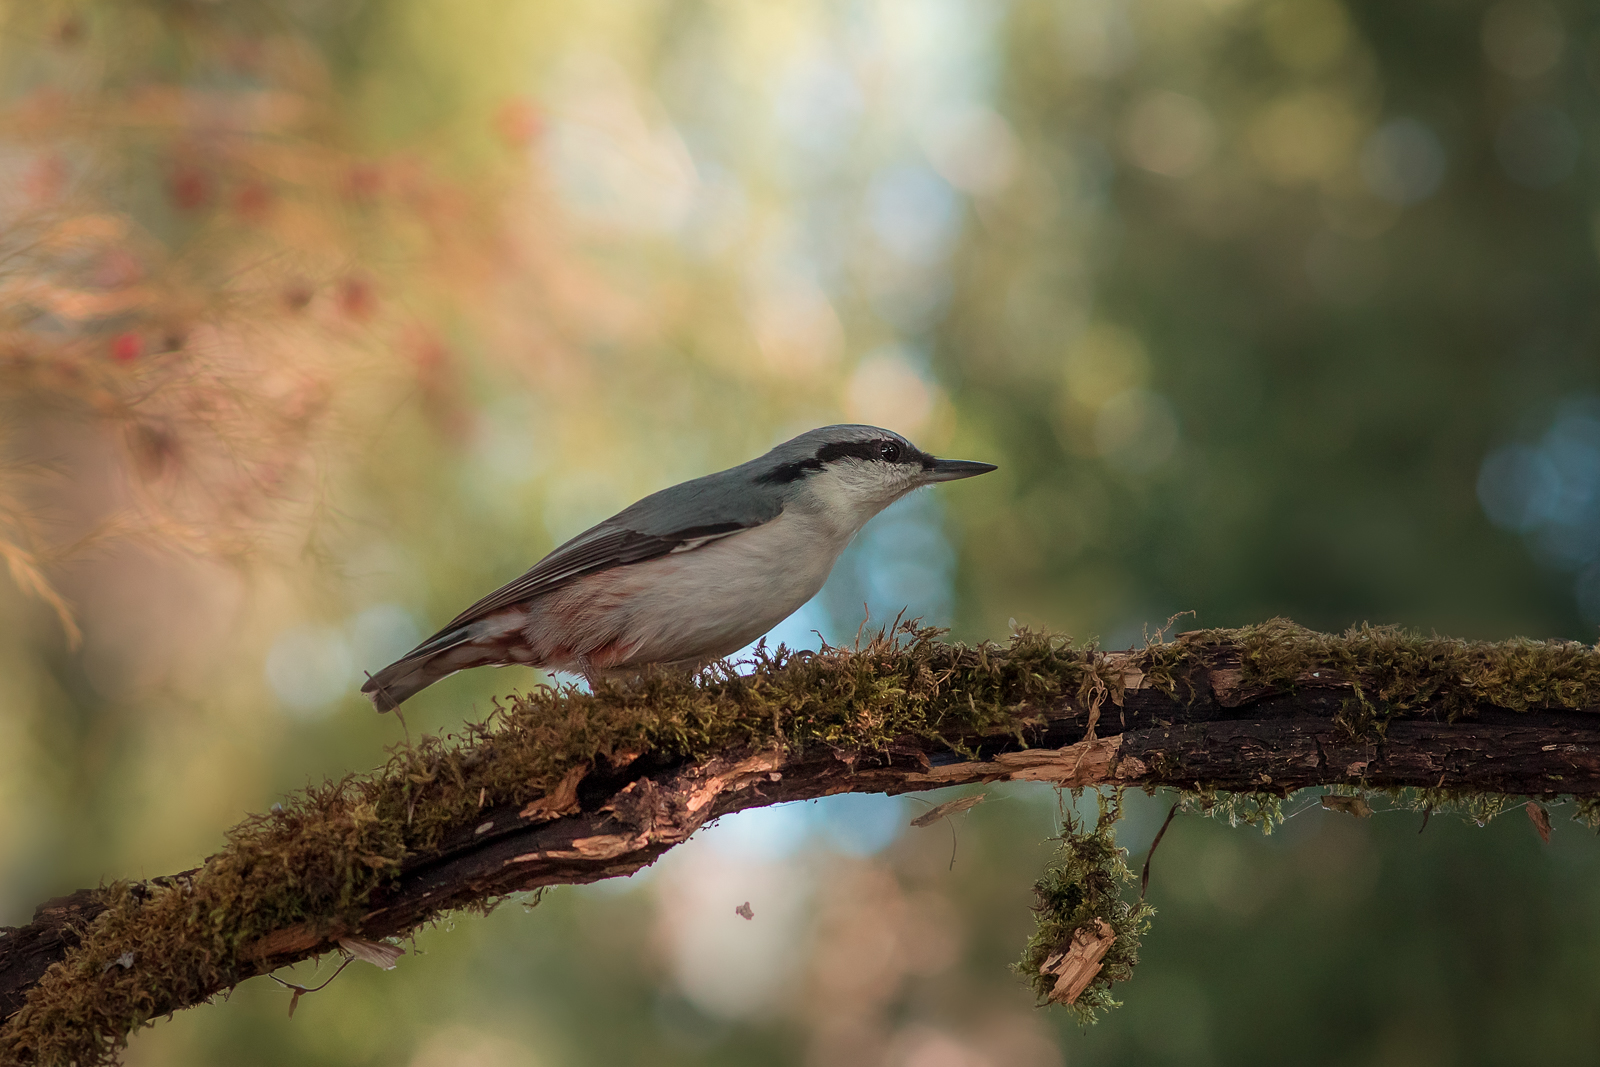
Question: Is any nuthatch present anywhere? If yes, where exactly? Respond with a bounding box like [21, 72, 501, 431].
[362, 424, 995, 710]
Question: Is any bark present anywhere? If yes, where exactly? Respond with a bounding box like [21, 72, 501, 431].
[3, 635, 1599, 1050]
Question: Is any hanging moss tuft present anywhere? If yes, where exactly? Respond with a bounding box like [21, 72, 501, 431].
[1015, 792, 1153, 1023]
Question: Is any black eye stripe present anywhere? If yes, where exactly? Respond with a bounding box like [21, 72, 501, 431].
[755, 457, 824, 484]
[815, 441, 880, 464]
[814, 439, 920, 465]
[760, 438, 923, 485]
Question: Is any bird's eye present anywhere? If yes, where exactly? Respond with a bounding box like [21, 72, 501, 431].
[878, 441, 902, 463]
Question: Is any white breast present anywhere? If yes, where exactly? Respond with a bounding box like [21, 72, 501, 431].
[522, 508, 854, 672]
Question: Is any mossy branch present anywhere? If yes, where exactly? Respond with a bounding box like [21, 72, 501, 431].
[5, 619, 1600, 1065]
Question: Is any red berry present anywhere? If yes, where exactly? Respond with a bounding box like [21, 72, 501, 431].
[336, 276, 376, 321]
[110, 332, 142, 363]
[168, 163, 210, 210]
[233, 181, 273, 221]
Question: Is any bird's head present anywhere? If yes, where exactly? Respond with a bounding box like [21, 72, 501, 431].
[753, 424, 996, 531]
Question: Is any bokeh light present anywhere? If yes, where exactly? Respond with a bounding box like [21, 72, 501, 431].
[6, 0, 1600, 1064]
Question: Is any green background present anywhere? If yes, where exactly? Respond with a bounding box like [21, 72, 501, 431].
[2, 0, 1598, 1063]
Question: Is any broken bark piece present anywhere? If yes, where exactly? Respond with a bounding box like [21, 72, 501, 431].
[1321, 794, 1374, 818]
[1039, 919, 1115, 1005]
[519, 764, 588, 822]
[910, 793, 986, 827]
[1525, 801, 1552, 843]
[244, 922, 342, 961]
[338, 937, 403, 971]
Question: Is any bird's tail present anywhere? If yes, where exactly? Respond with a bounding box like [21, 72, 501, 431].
[360, 625, 475, 712]
[361, 656, 438, 712]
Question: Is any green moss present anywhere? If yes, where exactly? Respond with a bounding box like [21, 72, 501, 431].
[1573, 796, 1600, 830]
[1159, 617, 1600, 719]
[1, 625, 1095, 1067]
[5, 618, 1598, 1065]
[1015, 791, 1153, 1023]
[1181, 790, 1287, 834]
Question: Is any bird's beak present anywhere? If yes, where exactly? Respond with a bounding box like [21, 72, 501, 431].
[923, 457, 998, 482]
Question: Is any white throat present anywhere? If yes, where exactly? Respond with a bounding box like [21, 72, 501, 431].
[789, 462, 916, 538]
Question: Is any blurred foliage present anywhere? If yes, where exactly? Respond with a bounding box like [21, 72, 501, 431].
[951, 0, 1600, 648]
[3, 0, 1600, 1064]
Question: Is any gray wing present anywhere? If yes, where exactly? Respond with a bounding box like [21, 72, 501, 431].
[399, 455, 792, 659]
[434, 519, 751, 631]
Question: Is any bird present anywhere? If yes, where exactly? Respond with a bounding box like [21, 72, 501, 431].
[360, 424, 996, 711]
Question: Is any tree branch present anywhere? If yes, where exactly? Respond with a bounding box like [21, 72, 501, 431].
[4, 621, 1599, 1065]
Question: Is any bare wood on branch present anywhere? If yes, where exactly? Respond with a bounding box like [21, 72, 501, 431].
[3, 624, 1600, 1064]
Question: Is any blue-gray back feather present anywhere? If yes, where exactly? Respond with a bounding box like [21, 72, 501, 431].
[403, 425, 906, 650]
